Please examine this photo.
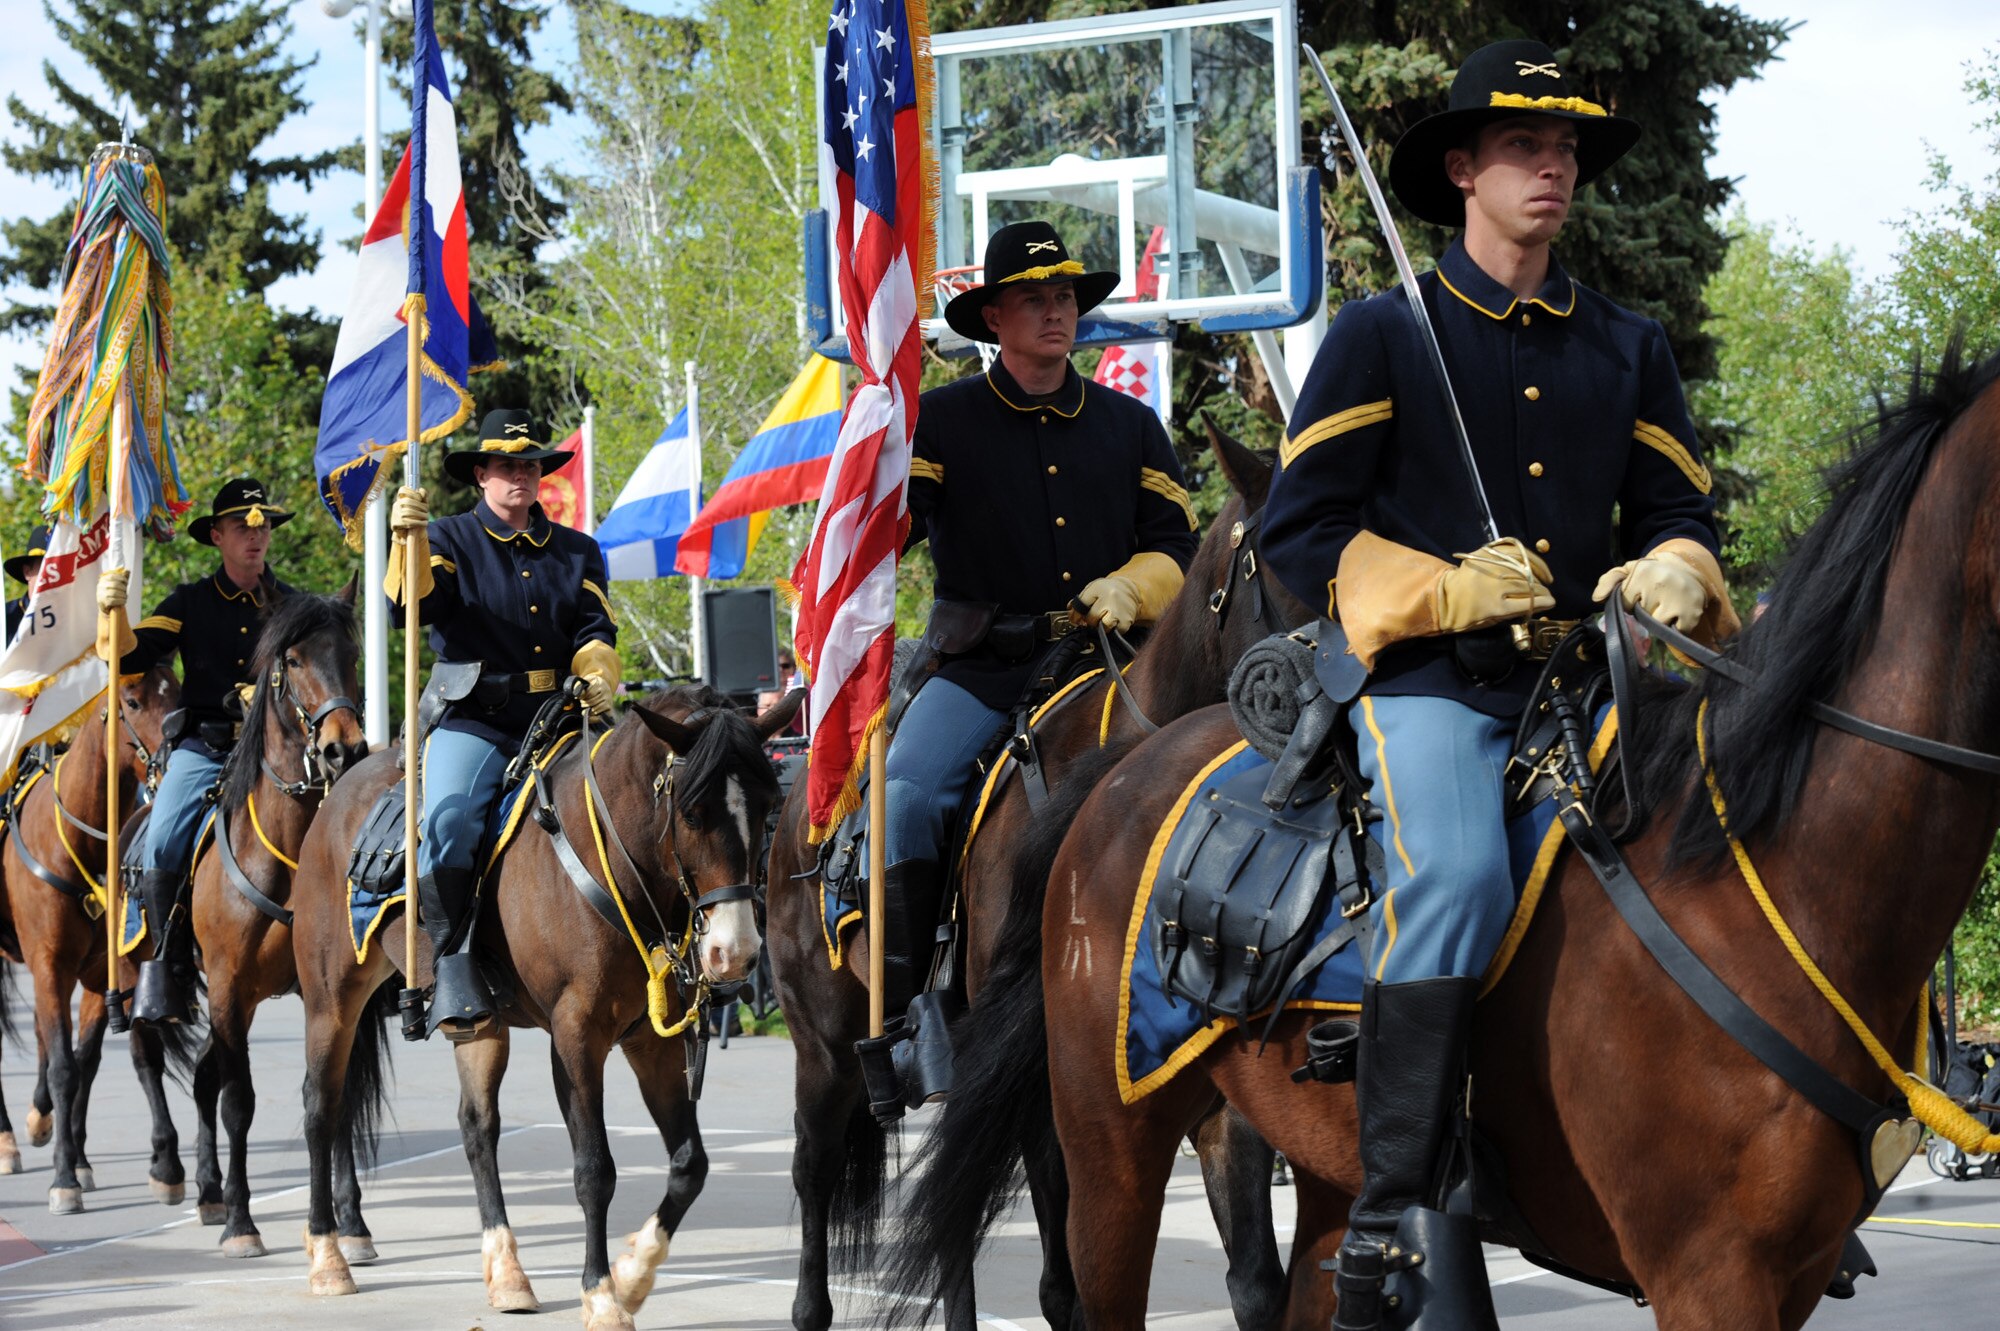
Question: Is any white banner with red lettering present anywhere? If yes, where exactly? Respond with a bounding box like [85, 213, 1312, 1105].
[0, 511, 143, 784]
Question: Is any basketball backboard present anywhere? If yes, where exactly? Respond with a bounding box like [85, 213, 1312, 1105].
[806, 0, 1321, 362]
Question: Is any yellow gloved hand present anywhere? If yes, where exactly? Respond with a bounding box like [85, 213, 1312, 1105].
[1075, 551, 1184, 632]
[572, 639, 621, 718]
[389, 487, 430, 534]
[1593, 547, 1708, 632]
[96, 567, 129, 613]
[1435, 538, 1555, 634]
[383, 489, 434, 607]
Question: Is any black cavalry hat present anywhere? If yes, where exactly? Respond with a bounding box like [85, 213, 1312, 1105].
[444, 409, 570, 485]
[4, 525, 50, 585]
[1388, 39, 1641, 228]
[944, 220, 1121, 344]
[190, 478, 293, 547]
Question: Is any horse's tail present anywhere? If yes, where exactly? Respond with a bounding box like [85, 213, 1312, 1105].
[880, 743, 1127, 1325]
[826, 1077, 896, 1278]
[342, 981, 398, 1171]
[0, 952, 16, 1045]
[152, 995, 203, 1087]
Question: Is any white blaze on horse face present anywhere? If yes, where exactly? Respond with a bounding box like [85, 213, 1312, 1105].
[700, 775, 763, 981]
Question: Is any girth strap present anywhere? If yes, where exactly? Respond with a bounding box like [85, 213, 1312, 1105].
[5, 775, 101, 917]
[214, 803, 294, 928]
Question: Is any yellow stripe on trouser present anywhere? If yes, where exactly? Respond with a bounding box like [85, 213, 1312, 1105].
[1359, 697, 1415, 878]
[1374, 889, 1400, 981]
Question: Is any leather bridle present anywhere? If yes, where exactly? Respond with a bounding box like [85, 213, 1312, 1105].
[260, 657, 360, 800]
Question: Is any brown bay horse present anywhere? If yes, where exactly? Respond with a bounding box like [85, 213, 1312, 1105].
[289, 683, 800, 1329]
[922, 340, 2000, 1328]
[766, 422, 1313, 1330]
[0, 664, 179, 1212]
[178, 586, 367, 1258]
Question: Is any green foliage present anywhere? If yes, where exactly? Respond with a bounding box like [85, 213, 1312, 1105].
[0, 0, 335, 333]
[1956, 851, 2000, 1029]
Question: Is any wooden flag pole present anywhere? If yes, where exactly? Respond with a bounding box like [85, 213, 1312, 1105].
[103, 391, 129, 1000]
[399, 294, 426, 1031]
[867, 725, 887, 1038]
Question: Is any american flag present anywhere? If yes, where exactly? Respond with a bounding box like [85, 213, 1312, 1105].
[791, 0, 934, 841]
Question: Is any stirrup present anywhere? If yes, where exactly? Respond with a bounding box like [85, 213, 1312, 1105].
[129, 958, 192, 1027]
[891, 989, 962, 1108]
[1373, 1207, 1500, 1331]
[856, 1018, 911, 1126]
[427, 953, 494, 1044]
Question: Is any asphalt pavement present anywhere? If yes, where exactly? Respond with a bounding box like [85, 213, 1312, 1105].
[2, 989, 1996, 1329]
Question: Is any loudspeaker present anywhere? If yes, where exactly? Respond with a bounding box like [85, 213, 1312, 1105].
[703, 586, 781, 696]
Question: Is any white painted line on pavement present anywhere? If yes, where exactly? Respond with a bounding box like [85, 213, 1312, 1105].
[0, 1122, 545, 1274]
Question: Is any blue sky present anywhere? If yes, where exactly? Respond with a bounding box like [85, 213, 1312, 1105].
[0, 0, 1991, 414]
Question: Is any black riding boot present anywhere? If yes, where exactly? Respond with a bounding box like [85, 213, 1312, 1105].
[1331, 976, 1496, 1331]
[854, 858, 946, 1124]
[131, 868, 195, 1027]
[419, 867, 492, 1042]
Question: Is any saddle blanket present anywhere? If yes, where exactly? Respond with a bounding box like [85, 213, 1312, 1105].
[1116, 711, 1615, 1104]
[119, 808, 217, 957]
[347, 731, 580, 963]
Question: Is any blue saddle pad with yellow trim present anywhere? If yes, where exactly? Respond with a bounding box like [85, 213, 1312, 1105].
[1115, 711, 1614, 1104]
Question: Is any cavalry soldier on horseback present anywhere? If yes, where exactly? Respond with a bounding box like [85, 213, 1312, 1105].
[854, 219, 1200, 1117]
[105, 478, 299, 1026]
[385, 408, 619, 1041]
[5, 525, 50, 641]
[1263, 40, 1740, 1328]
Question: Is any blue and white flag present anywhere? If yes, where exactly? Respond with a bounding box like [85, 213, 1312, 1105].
[313, 0, 474, 548]
[597, 409, 700, 580]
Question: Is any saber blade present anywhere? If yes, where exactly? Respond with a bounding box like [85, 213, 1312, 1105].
[1302, 44, 1500, 545]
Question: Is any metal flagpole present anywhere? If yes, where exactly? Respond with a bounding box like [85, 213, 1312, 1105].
[580, 404, 596, 536]
[397, 295, 426, 1034]
[684, 362, 705, 681]
[868, 726, 886, 1038]
[360, 0, 389, 750]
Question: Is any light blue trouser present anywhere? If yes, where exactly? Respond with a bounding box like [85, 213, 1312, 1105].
[417, 728, 509, 876]
[1352, 694, 1519, 983]
[140, 743, 225, 875]
[879, 677, 1009, 866]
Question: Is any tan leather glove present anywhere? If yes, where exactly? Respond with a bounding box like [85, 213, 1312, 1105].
[1075, 551, 1185, 632]
[389, 487, 430, 534]
[572, 639, 621, 718]
[1593, 547, 1708, 631]
[96, 568, 129, 613]
[1435, 538, 1555, 634]
[383, 488, 434, 606]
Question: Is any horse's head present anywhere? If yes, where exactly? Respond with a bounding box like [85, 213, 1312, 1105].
[242, 581, 366, 798]
[628, 686, 805, 983]
[118, 664, 181, 784]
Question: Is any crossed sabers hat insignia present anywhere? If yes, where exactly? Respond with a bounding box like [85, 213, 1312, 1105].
[1516, 60, 1560, 77]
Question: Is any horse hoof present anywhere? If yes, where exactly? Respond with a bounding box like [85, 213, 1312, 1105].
[581, 1280, 637, 1330]
[198, 1202, 227, 1226]
[26, 1107, 51, 1148]
[611, 1216, 670, 1313]
[304, 1231, 356, 1296]
[151, 1178, 186, 1206]
[481, 1226, 539, 1312]
[489, 1284, 539, 1314]
[0, 1131, 20, 1174]
[48, 1187, 84, 1215]
[74, 1166, 96, 1192]
[338, 1236, 378, 1265]
[222, 1233, 269, 1260]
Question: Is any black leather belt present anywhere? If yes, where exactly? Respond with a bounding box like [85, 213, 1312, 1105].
[486, 668, 561, 696]
[991, 610, 1076, 645]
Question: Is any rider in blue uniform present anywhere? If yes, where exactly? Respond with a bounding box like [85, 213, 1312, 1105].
[854, 220, 1200, 1117]
[1262, 41, 1740, 1327]
[4, 525, 50, 642]
[386, 408, 620, 1040]
[109, 479, 298, 1026]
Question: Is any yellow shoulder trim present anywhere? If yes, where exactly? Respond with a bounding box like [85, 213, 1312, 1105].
[1138, 467, 1196, 530]
[429, 555, 457, 573]
[582, 580, 620, 627]
[1633, 419, 1713, 495]
[136, 615, 181, 633]
[1489, 92, 1607, 117]
[909, 457, 944, 485]
[1282, 399, 1394, 469]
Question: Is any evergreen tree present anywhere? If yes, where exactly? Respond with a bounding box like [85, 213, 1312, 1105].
[0, 0, 335, 332]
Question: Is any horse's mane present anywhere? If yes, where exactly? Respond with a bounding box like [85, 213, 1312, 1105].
[639, 682, 779, 811]
[1632, 335, 2000, 865]
[222, 590, 356, 809]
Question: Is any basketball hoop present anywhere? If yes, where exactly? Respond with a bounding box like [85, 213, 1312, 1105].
[932, 264, 997, 369]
